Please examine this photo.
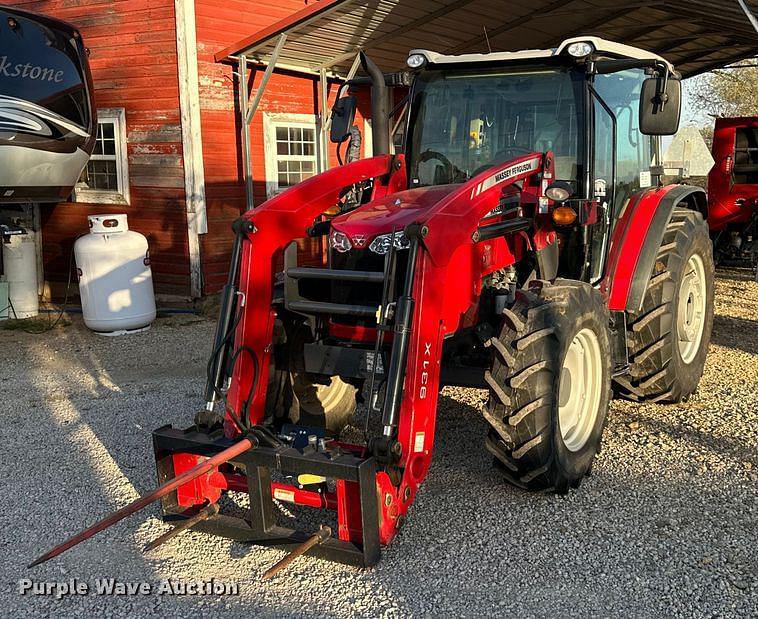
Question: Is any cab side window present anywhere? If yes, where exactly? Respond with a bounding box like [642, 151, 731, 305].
[594, 69, 653, 214]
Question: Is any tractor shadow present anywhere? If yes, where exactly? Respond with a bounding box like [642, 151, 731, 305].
[714, 267, 757, 283]
[710, 314, 758, 356]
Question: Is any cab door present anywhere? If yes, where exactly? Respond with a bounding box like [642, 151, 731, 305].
[589, 69, 654, 282]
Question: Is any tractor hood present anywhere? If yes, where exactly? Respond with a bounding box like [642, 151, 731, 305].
[330, 185, 458, 250]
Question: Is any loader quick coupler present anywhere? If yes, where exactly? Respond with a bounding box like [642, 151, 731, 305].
[151, 425, 382, 567]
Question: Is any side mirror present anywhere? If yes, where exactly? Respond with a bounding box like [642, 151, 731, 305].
[330, 95, 357, 143]
[639, 76, 681, 136]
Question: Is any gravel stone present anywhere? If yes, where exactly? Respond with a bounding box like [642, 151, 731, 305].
[1, 272, 756, 617]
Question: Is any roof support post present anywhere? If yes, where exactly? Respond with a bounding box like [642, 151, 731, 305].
[318, 67, 329, 172]
[319, 51, 362, 135]
[317, 51, 362, 171]
[238, 55, 255, 211]
[736, 0, 758, 33]
[237, 33, 286, 211]
[246, 33, 287, 123]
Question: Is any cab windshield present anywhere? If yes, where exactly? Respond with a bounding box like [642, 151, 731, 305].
[407, 67, 583, 187]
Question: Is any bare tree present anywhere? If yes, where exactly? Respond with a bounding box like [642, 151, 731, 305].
[690, 61, 758, 118]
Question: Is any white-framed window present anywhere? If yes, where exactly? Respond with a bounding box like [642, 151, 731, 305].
[75, 108, 130, 205]
[263, 113, 318, 198]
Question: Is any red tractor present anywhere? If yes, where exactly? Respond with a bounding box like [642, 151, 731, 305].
[32, 37, 715, 572]
[708, 117, 758, 277]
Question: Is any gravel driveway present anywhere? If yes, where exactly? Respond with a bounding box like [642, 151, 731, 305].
[2, 271, 756, 618]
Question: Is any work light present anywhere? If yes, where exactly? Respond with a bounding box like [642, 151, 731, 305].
[545, 181, 573, 202]
[407, 53, 427, 69]
[567, 41, 595, 58]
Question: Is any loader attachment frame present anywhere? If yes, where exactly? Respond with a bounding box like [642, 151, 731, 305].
[153, 426, 381, 566]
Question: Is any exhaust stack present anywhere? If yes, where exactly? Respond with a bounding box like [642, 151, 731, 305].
[360, 52, 390, 156]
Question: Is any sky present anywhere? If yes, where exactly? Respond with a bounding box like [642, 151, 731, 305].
[681, 76, 711, 128]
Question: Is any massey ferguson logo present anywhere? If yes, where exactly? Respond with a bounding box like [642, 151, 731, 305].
[471, 157, 541, 198]
[352, 234, 366, 247]
[0, 56, 65, 83]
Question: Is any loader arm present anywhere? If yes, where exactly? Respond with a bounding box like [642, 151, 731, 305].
[371, 152, 556, 541]
[147, 152, 556, 567]
[225, 155, 406, 429]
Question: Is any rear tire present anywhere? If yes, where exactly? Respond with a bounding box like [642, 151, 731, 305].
[614, 209, 714, 402]
[266, 320, 357, 433]
[484, 279, 612, 493]
[290, 374, 357, 431]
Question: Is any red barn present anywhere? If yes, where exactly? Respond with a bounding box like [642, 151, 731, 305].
[8, 1, 752, 300]
[5, 0, 372, 298]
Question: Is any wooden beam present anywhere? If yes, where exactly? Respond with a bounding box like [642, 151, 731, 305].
[175, 0, 207, 298]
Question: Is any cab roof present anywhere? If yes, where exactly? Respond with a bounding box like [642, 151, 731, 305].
[411, 36, 675, 72]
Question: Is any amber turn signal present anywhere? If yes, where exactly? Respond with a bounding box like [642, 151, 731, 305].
[552, 205, 577, 226]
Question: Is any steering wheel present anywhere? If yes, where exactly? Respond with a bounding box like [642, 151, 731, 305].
[418, 149, 455, 180]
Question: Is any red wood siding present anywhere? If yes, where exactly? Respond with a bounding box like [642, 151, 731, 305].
[195, 0, 374, 293]
[7, 1, 191, 297]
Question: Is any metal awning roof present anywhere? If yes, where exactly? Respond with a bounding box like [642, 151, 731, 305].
[216, 0, 758, 77]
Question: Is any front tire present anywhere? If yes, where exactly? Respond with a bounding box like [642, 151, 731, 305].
[484, 280, 612, 493]
[614, 209, 714, 402]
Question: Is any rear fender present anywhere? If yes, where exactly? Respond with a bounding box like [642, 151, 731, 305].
[602, 185, 706, 312]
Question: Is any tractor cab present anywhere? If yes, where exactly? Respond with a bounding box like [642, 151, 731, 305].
[331, 37, 682, 285]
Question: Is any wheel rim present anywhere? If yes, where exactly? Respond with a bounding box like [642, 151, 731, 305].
[677, 253, 707, 364]
[558, 328, 603, 452]
[293, 375, 353, 415]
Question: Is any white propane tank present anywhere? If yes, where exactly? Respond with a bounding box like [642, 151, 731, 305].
[75, 214, 156, 334]
[2, 231, 39, 319]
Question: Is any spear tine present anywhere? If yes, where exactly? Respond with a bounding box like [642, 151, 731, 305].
[144, 502, 220, 552]
[28, 438, 253, 568]
[261, 525, 332, 580]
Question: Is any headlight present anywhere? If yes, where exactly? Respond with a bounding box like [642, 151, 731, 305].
[545, 180, 573, 202]
[407, 53, 427, 69]
[330, 230, 352, 253]
[369, 231, 411, 255]
[567, 41, 594, 58]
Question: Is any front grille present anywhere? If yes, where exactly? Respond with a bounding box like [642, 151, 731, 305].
[323, 247, 409, 327]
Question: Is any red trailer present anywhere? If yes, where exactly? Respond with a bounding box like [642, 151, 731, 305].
[708, 117, 758, 276]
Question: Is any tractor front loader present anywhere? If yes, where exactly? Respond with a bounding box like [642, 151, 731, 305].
[31, 37, 715, 572]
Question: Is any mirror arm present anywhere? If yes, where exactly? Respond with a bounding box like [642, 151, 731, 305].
[656, 70, 669, 112]
[590, 58, 680, 80]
